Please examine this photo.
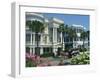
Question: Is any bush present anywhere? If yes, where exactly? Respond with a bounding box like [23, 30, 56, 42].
[79, 48, 87, 52]
[70, 53, 90, 65]
[26, 59, 37, 67]
[25, 53, 39, 67]
[40, 52, 54, 57]
[64, 48, 70, 52]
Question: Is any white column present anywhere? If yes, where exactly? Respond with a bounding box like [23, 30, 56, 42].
[62, 41, 65, 50]
[30, 33, 32, 45]
[32, 47, 35, 55]
[60, 32, 65, 50]
[53, 28, 55, 54]
[40, 34, 43, 44]
[53, 28, 57, 42]
[53, 47, 55, 53]
[47, 35, 49, 44]
[40, 47, 43, 55]
[53, 28, 55, 43]
[60, 32, 62, 43]
[53, 47, 57, 56]
[55, 28, 57, 43]
[30, 48, 32, 55]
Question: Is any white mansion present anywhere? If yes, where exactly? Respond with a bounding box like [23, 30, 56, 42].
[26, 13, 89, 55]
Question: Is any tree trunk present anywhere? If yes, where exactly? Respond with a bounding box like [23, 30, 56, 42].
[62, 32, 64, 51]
[52, 36, 54, 54]
[72, 37, 74, 48]
[36, 32, 40, 55]
[83, 38, 85, 54]
[88, 36, 89, 49]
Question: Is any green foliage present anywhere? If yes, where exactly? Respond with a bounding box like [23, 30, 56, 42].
[70, 53, 90, 65]
[58, 24, 64, 32]
[68, 27, 77, 38]
[64, 47, 71, 52]
[26, 59, 37, 67]
[40, 52, 54, 57]
[26, 20, 45, 55]
[31, 20, 44, 32]
[79, 48, 87, 52]
[81, 31, 88, 39]
[26, 20, 44, 32]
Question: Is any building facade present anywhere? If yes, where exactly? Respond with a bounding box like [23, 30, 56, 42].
[72, 24, 89, 49]
[64, 24, 89, 49]
[26, 13, 64, 55]
[26, 13, 89, 55]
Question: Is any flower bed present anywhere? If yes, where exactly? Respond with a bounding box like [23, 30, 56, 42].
[26, 53, 40, 67]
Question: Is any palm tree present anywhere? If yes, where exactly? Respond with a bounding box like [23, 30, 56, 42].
[26, 20, 32, 27]
[67, 26, 77, 49]
[81, 30, 88, 53]
[58, 24, 69, 51]
[86, 31, 90, 47]
[26, 20, 44, 55]
[58, 24, 77, 50]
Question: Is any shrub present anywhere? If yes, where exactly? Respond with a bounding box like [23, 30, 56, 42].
[40, 52, 54, 57]
[26, 59, 37, 67]
[70, 53, 90, 65]
[79, 48, 87, 52]
[25, 53, 39, 67]
[64, 48, 70, 52]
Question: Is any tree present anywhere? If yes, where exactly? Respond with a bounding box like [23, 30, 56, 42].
[68, 27, 77, 48]
[26, 20, 44, 55]
[86, 31, 90, 47]
[81, 30, 88, 53]
[58, 24, 69, 51]
[26, 20, 32, 27]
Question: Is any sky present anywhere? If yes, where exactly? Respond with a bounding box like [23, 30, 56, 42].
[43, 13, 90, 30]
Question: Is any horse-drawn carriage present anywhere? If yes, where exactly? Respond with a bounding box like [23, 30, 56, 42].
[58, 48, 80, 58]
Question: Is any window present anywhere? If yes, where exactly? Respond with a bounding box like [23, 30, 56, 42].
[35, 34, 40, 42]
[44, 36, 47, 43]
[26, 47, 30, 53]
[26, 34, 31, 43]
[43, 47, 52, 53]
[49, 28, 53, 42]
[57, 29, 61, 42]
